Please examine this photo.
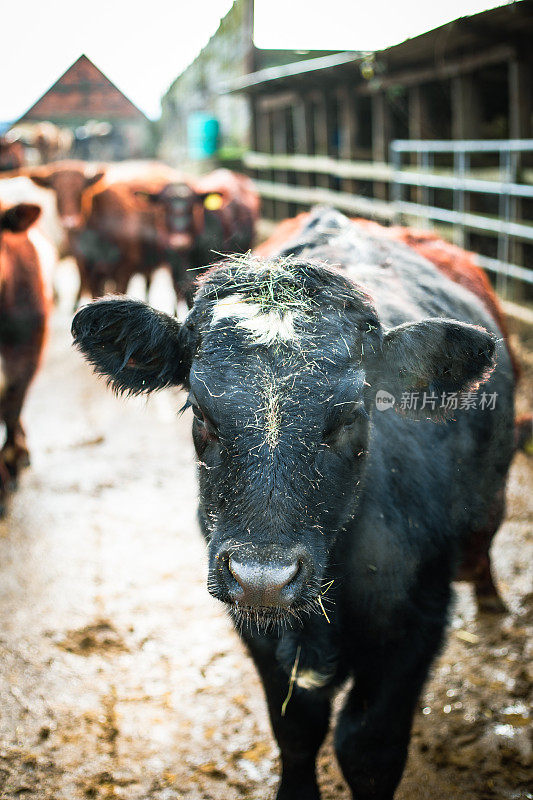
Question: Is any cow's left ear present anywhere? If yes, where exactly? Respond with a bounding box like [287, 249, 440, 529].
[29, 172, 52, 189]
[72, 298, 195, 395]
[0, 203, 41, 233]
[368, 318, 496, 419]
[85, 170, 106, 188]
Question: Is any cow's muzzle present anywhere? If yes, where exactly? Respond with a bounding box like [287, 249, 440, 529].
[61, 214, 83, 231]
[167, 232, 193, 250]
[210, 543, 312, 610]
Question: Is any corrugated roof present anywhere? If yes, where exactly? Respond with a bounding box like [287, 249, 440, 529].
[224, 1, 532, 94]
[222, 51, 363, 93]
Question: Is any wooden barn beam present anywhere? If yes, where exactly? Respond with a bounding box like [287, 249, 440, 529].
[337, 86, 359, 193]
[314, 91, 330, 189]
[257, 92, 298, 112]
[372, 92, 391, 200]
[272, 107, 290, 218]
[292, 100, 313, 190]
[508, 57, 532, 275]
[509, 58, 532, 139]
[451, 73, 482, 140]
[255, 107, 274, 218]
[358, 44, 514, 94]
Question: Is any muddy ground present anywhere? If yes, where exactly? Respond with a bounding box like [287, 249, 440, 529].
[0, 261, 531, 800]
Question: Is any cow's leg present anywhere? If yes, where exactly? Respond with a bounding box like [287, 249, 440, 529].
[73, 258, 89, 311]
[84, 262, 102, 300]
[0, 380, 32, 480]
[183, 283, 195, 309]
[457, 487, 506, 613]
[0, 458, 11, 516]
[113, 263, 132, 296]
[242, 631, 331, 800]
[145, 273, 152, 301]
[336, 620, 446, 800]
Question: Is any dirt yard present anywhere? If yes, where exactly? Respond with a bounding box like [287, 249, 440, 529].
[0, 261, 531, 800]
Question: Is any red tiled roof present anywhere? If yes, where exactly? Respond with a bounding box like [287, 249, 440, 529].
[18, 55, 148, 122]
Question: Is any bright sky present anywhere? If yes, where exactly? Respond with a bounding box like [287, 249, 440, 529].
[0, 0, 506, 122]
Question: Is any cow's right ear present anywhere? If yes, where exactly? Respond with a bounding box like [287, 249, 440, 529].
[29, 172, 52, 189]
[72, 298, 194, 395]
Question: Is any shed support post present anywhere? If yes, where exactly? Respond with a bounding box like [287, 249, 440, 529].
[372, 91, 390, 201]
[337, 86, 359, 194]
[451, 73, 482, 140]
[508, 57, 531, 286]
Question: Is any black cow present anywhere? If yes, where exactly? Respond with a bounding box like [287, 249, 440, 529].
[72, 208, 515, 800]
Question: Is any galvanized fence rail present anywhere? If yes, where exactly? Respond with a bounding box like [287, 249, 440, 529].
[390, 139, 533, 295]
[244, 141, 533, 298]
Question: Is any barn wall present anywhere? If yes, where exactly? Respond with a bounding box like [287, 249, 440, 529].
[159, 0, 254, 168]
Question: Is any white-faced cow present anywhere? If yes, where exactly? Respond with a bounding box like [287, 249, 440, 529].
[72, 208, 516, 800]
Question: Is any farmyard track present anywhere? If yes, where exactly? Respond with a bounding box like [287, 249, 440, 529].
[0, 261, 531, 800]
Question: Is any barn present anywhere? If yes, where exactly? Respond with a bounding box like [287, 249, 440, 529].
[12, 54, 152, 161]
[225, 1, 533, 299]
[159, 0, 348, 168]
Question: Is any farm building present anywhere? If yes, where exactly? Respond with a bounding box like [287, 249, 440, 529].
[226, 0, 533, 297]
[159, 0, 349, 167]
[12, 54, 152, 160]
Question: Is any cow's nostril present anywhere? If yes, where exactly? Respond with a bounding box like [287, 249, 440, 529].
[226, 557, 301, 607]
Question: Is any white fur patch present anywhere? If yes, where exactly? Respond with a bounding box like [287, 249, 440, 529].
[295, 669, 331, 690]
[238, 309, 296, 345]
[210, 293, 259, 324]
[210, 293, 297, 345]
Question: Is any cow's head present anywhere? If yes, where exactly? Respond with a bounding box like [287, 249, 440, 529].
[72, 257, 495, 626]
[0, 136, 23, 172]
[136, 182, 223, 252]
[30, 163, 105, 230]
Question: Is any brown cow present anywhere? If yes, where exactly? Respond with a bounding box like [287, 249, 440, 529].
[0, 136, 25, 173]
[29, 160, 105, 232]
[138, 169, 260, 305]
[74, 176, 170, 300]
[30, 161, 181, 306]
[0, 201, 49, 514]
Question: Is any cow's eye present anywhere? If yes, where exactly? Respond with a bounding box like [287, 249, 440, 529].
[189, 399, 219, 442]
[323, 406, 368, 444]
[192, 404, 205, 422]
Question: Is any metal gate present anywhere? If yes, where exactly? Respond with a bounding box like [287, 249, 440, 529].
[390, 139, 533, 297]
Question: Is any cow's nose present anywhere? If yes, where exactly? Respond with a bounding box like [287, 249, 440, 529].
[61, 215, 82, 230]
[225, 557, 301, 607]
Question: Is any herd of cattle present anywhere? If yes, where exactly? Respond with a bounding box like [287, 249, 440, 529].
[0, 157, 531, 799]
[0, 158, 260, 508]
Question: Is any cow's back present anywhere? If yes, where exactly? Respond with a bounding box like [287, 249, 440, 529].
[273, 209, 515, 602]
[273, 209, 505, 338]
[260, 209, 516, 371]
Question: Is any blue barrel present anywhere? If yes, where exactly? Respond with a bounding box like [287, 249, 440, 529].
[187, 113, 220, 160]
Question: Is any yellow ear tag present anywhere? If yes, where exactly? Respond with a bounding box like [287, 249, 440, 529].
[204, 193, 223, 210]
